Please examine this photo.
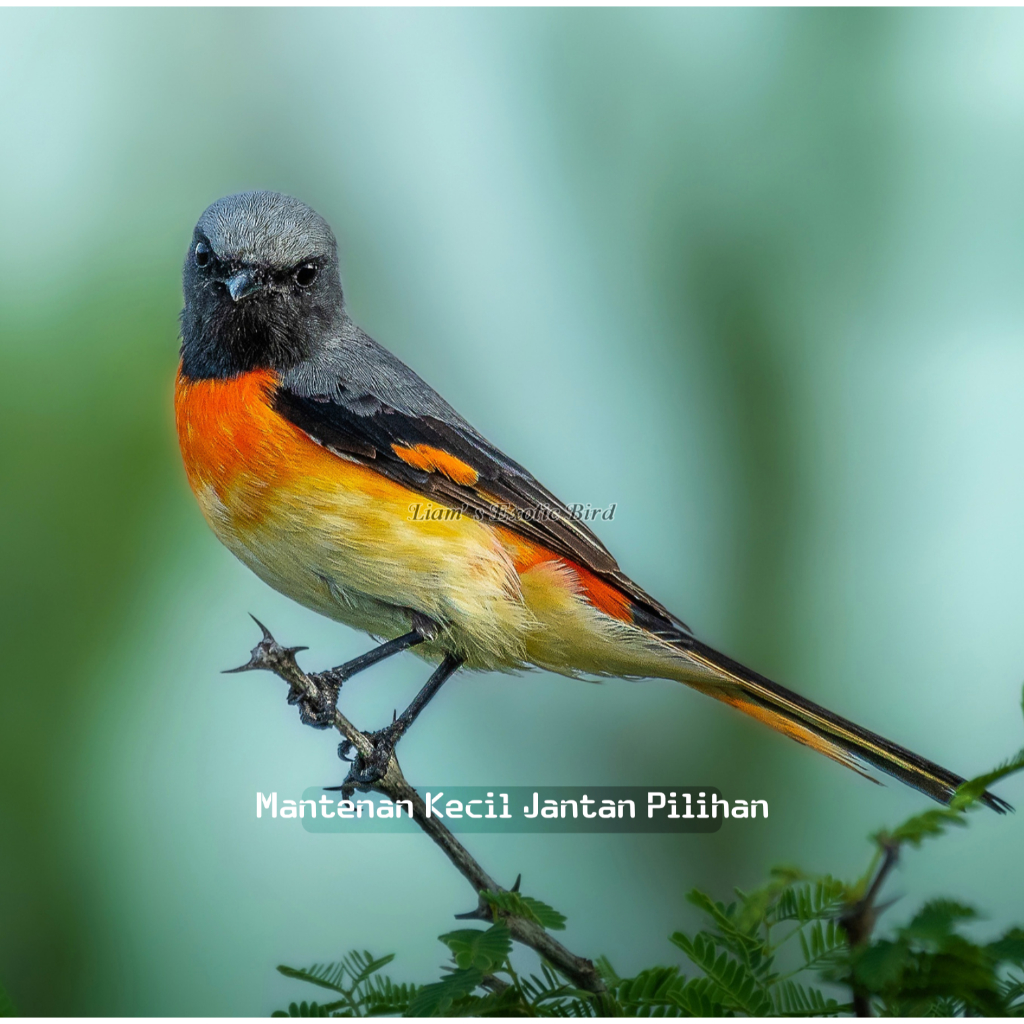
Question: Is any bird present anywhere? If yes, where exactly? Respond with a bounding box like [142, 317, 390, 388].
[174, 190, 1005, 809]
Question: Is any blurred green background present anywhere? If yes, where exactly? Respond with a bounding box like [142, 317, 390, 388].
[2, 7, 1024, 1015]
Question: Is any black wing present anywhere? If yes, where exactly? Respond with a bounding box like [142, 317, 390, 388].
[276, 321, 691, 636]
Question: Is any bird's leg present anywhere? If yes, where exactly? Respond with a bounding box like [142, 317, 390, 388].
[336, 652, 465, 785]
[295, 612, 440, 729]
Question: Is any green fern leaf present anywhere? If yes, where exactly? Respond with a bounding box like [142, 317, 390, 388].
[798, 918, 847, 971]
[876, 808, 966, 851]
[950, 747, 1024, 811]
[614, 964, 687, 1012]
[594, 955, 621, 986]
[902, 900, 978, 943]
[670, 976, 728, 1016]
[772, 879, 847, 925]
[772, 979, 846, 1016]
[988, 928, 1024, 965]
[277, 1000, 331, 1017]
[670, 931, 771, 1015]
[362, 976, 419, 1015]
[439, 923, 511, 972]
[998, 971, 1024, 1010]
[405, 967, 484, 1016]
[851, 939, 910, 990]
[276, 951, 395, 997]
[519, 962, 580, 1008]
[480, 890, 567, 930]
[453, 984, 530, 1016]
[278, 965, 346, 996]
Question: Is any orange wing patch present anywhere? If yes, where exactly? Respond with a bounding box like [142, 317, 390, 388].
[392, 443, 480, 486]
[494, 526, 633, 623]
[573, 564, 634, 622]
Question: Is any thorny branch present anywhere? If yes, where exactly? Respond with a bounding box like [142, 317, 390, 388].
[839, 838, 900, 1017]
[227, 617, 607, 996]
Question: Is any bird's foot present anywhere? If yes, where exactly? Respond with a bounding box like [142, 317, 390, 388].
[331, 652, 465, 788]
[337, 717, 406, 785]
[289, 676, 341, 729]
[290, 616, 440, 728]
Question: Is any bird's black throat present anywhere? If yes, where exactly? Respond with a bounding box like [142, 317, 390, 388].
[179, 274, 342, 382]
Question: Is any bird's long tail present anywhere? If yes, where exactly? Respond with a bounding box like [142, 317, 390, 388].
[668, 636, 1010, 813]
[511, 549, 1006, 810]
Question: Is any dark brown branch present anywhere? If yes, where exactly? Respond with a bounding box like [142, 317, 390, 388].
[839, 839, 900, 1017]
[228, 620, 606, 995]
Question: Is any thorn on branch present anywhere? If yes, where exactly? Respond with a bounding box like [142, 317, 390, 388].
[840, 839, 899, 948]
[222, 615, 308, 677]
[454, 903, 492, 922]
[223, 617, 338, 729]
[454, 874, 521, 920]
[840, 838, 900, 1017]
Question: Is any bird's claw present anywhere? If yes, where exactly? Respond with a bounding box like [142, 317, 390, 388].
[342, 721, 405, 786]
[324, 728, 398, 795]
[289, 679, 341, 729]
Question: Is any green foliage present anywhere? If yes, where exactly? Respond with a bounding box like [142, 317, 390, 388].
[273, 1000, 332, 1017]
[273, 694, 1024, 1017]
[439, 925, 512, 972]
[832, 899, 1024, 1016]
[273, 950, 417, 1017]
[272, 812, 1023, 1017]
[271, 868, 847, 1016]
[480, 889, 567, 931]
[272, 890, 593, 1018]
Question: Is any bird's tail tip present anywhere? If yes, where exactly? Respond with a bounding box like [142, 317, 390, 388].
[677, 639, 1010, 813]
[977, 789, 1012, 814]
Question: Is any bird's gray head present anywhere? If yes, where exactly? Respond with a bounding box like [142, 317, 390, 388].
[180, 191, 344, 381]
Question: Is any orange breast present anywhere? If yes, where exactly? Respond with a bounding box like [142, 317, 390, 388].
[174, 365, 408, 528]
[175, 367, 283, 498]
[174, 364, 635, 625]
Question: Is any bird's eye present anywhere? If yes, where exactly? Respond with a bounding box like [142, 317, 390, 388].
[194, 241, 211, 267]
[294, 263, 318, 287]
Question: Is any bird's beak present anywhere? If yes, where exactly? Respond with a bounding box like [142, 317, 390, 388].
[225, 269, 262, 302]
